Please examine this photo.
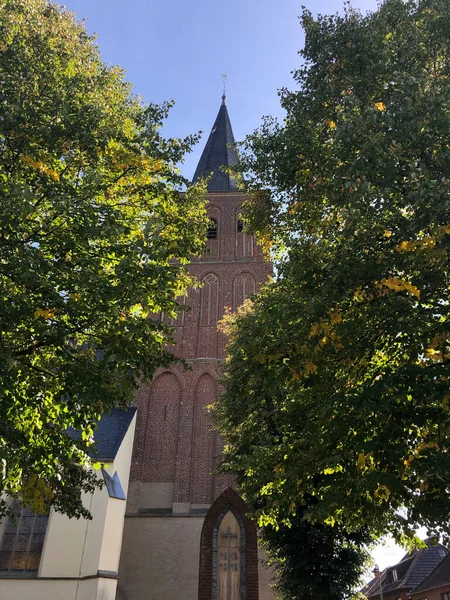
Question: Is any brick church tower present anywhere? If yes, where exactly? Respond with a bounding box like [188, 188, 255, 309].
[116, 97, 274, 600]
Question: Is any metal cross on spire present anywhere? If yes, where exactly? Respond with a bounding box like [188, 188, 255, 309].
[221, 73, 227, 104]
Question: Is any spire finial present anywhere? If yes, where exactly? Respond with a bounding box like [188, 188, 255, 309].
[192, 89, 239, 190]
[221, 73, 227, 104]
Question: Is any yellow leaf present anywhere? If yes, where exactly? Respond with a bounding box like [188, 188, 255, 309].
[329, 309, 342, 324]
[44, 167, 59, 182]
[374, 484, 390, 500]
[384, 230, 392, 238]
[395, 240, 410, 253]
[425, 348, 443, 363]
[375, 102, 386, 111]
[305, 360, 318, 374]
[309, 323, 320, 338]
[426, 348, 439, 356]
[21, 155, 42, 169]
[381, 277, 420, 298]
[327, 120, 336, 130]
[34, 308, 56, 319]
[357, 452, 365, 469]
[395, 237, 436, 253]
[21, 155, 59, 181]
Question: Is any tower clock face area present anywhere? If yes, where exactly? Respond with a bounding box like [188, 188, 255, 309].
[117, 99, 274, 600]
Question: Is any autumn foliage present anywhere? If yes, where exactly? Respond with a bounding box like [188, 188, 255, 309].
[0, 0, 207, 518]
[217, 0, 450, 550]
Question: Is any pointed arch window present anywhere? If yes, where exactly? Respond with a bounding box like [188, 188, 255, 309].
[160, 293, 187, 327]
[233, 273, 256, 311]
[236, 213, 253, 257]
[200, 274, 219, 326]
[198, 488, 259, 600]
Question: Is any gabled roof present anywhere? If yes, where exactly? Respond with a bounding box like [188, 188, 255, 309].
[70, 407, 137, 461]
[363, 542, 449, 598]
[90, 407, 136, 461]
[192, 95, 239, 192]
[362, 556, 414, 598]
[401, 543, 448, 591]
[411, 550, 450, 594]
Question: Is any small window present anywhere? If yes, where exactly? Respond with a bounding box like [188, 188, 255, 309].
[237, 219, 244, 233]
[207, 218, 218, 239]
[442, 593, 450, 600]
[0, 504, 49, 573]
[392, 569, 398, 582]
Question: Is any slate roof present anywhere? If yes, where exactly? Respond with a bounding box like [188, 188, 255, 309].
[70, 407, 136, 461]
[192, 95, 239, 192]
[410, 550, 450, 594]
[363, 542, 449, 598]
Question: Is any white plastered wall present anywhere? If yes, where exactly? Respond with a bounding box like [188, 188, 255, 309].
[0, 412, 136, 600]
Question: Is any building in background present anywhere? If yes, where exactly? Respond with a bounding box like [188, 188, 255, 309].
[363, 541, 449, 600]
[116, 96, 274, 600]
[410, 552, 450, 600]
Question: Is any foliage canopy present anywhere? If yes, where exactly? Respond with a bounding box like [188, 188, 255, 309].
[217, 0, 450, 546]
[0, 0, 207, 518]
[261, 511, 371, 600]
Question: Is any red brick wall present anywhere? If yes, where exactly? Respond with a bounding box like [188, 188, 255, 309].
[191, 373, 217, 505]
[411, 585, 450, 600]
[129, 191, 271, 510]
[143, 372, 181, 483]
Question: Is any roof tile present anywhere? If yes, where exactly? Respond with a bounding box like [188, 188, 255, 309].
[192, 96, 239, 192]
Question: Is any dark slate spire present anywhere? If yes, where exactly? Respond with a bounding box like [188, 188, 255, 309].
[192, 95, 239, 192]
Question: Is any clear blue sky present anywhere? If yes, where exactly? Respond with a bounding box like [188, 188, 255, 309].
[61, 0, 416, 572]
[62, 0, 379, 181]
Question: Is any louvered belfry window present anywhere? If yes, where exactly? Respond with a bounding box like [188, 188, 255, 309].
[207, 218, 218, 239]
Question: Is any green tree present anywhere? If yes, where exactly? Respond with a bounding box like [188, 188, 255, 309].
[261, 510, 371, 600]
[0, 0, 207, 518]
[217, 0, 450, 547]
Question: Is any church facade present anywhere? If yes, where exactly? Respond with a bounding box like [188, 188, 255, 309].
[116, 97, 275, 600]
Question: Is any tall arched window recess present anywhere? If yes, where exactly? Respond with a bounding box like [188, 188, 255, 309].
[200, 273, 219, 326]
[207, 218, 218, 239]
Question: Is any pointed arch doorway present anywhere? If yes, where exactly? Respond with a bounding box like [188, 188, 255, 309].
[198, 488, 259, 600]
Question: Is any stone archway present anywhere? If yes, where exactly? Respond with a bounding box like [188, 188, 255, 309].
[198, 488, 259, 600]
